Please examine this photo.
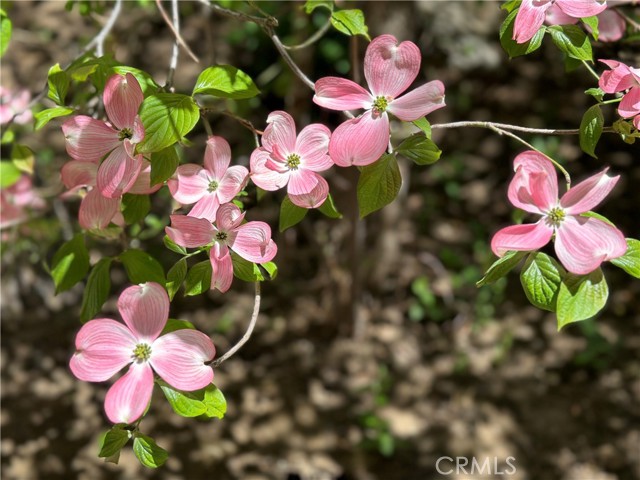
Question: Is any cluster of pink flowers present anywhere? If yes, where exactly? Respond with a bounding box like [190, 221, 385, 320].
[0, 174, 44, 230]
[491, 151, 627, 274]
[599, 59, 640, 129]
[0, 86, 33, 125]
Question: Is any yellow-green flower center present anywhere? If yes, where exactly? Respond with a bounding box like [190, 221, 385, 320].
[216, 231, 228, 242]
[372, 95, 389, 114]
[119, 128, 133, 141]
[208, 180, 219, 192]
[286, 153, 301, 171]
[546, 207, 566, 227]
[132, 343, 151, 362]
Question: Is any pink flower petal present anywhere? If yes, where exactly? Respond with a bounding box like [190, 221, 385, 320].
[296, 124, 333, 172]
[218, 165, 249, 203]
[560, 168, 619, 215]
[62, 116, 119, 162]
[594, 9, 626, 42]
[634, 115, 640, 130]
[618, 87, 640, 119]
[288, 170, 329, 209]
[262, 111, 297, 154]
[364, 34, 421, 98]
[103, 73, 144, 131]
[204, 136, 231, 179]
[210, 244, 233, 293]
[61, 161, 98, 190]
[127, 160, 162, 195]
[187, 195, 220, 222]
[231, 222, 277, 263]
[328, 112, 389, 167]
[69, 319, 136, 382]
[555, 216, 627, 274]
[508, 151, 558, 213]
[216, 203, 245, 232]
[104, 362, 154, 424]
[598, 60, 637, 93]
[545, 3, 578, 25]
[118, 282, 169, 343]
[96, 146, 144, 199]
[150, 330, 215, 391]
[387, 80, 446, 121]
[513, 0, 553, 43]
[491, 221, 554, 257]
[556, 0, 607, 18]
[166, 214, 215, 247]
[313, 77, 373, 111]
[250, 148, 289, 191]
[79, 189, 120, 230]
[170, 164, 210, 205]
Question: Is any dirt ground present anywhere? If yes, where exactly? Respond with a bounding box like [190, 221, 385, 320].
[2, 1, 640, 479]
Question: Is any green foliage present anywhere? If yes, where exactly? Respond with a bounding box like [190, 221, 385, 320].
[279, 195, 308, 232]
[232, 252, 277, 282]
[11, 144, 35, 174]
[331, 9, 370, 40]
[166, 258, 187, 300]
[500, 9, 545, 58]
[51, 234, 90, 293]
[137, 94, 200, 154]
[120, 249, 166, 284]
[476, 250, 527, 287]
[160, 318, 195, 335]
[159, 381, 227, 419]
[121, 194, 150, 225]
[163, 235, 187, 255]
[0, 8, 12, 57]
[304, 0, 334, 13]
[357, 154, 402, 218]
[584, 87, 604, 102]
[34, 107, 74, 130]
[579, 105, 603, 158]
[133, 434, 168, 468]
[80, 258, 113, 322]
[318, 193, 342, 219]
[193, 65, 260, 99]
[0, 161, 21, 188]
[150, 145, 180, 186]
[557, 268, 608, 330]
[582, 15, 599, 40]
[611, 239, 640, 279]
[412, 117, 432, 138]
[47, 64, 69, 106]
[396, 134, 441, 165]
[184, 260, 212, 296]
[98, 425, 130, 460]
[520, 252, 564, 311]
[548, 25, 592, 61]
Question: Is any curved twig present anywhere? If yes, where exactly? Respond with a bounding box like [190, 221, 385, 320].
[282, 17, 331, 51]
[155, 0, 199, 63]
[83, 0, 123, 56]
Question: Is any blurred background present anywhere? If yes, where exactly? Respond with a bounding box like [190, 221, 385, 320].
[1, 1, 639, 479]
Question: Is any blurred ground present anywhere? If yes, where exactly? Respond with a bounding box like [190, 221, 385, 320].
[1, 1, 640, 479]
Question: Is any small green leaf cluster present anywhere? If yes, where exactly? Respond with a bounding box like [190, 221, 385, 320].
[304, 0, 370, 40]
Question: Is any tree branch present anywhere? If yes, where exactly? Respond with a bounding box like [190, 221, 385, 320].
[83, 0, 123, 56]
[155, 0, 199, 64]
[165, 0, 181, 91]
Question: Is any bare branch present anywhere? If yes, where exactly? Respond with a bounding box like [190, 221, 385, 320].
[83, 0, 123, 57]
[165, 0, 181, 91]
[155, 0, 199, 64]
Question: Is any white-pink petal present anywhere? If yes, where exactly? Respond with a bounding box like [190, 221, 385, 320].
[513, 0, 553, 43]
[313, 77, 373, 111]
[508, 151, 558, 213]
[218, 165, 249, 203]
[79, 189, 120, 230]
[387, 80, 446, 121]
[231, 222, 277, 263]
[96, 146, 144, 199]
[127, 160, 162, 195]
[618, 87, 640, 119]
[187, 195, 221, 222]
[262, 111, 297, 154]
[364, 34, 421, 98]
[104, 362, 154, 424]
[166, 214, 215, 247]
[296, 124, 333, 172]
[556, 0, 607, 19]
[250, 148, 289, 191]
[170, 164, 210, 205]
[288, 170, 329, 209]
[61, 161, 98, 190]
[103, 73, 144, 131]
[328, 112, 389, 167]
[216, 203, 245, 232]
[62, 116, 119, 162]
[598, 60, 637, 93]
[491, 221, 554, 257]
[150, 330, 215, 391]
[69, 319, 137, 382]
[555, 216, 627, 274]
[117, 282, 169, 343]
[560, 168, 619, 215]
[204, 136, 232, 179]
[210, 244, 234, 293]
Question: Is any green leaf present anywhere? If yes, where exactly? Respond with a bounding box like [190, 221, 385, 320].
[582, 15, 599, 41]
[163, 235, 187, 255]
[120, 249, 166, 284]
[331, 9, 370, 40]
[476, 250, 527, 287]
[548, 25, 592, 61]
[166, 258, 187, 300]
[34, 106, 74, 130]
[580, 210, 615, 226]
[1, 9, 12, 57]
[121, 194, 150, 225]
[318, 193, 342, 218]
[184, 260, 212, 296]
[611, 238, 640, 279]
[579, 104, 603, 158]
[133, 434, 168, 469]
[557, 268, 608, 330]
[304, 0, 333, 13]
[51, 234, 90, 293]
[193, 65, 260, 99]
[584, 87, 604, 102]
[160, 318, 195, 335]
[159, 381, 226, 419]
[10, 144, 34, 174]
[98, 426, 130, 458]
[202, 384, 227, 418]
[279, 195, 308, 232]
[520, 252, 564, 311]
[150, 145, 180, 186]
[357, 153, 402, 218]
[47, 63, 69, 106]
[80, 258, 113, 322]
[137, 94, 199, 154]
[396, 134, 442, 165]
[412, 117, 432, 138]
[0, 161, 21, 188]
[500, 9, 545, 58]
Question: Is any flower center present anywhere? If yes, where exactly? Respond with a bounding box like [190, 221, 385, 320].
[546, 207, 566, 227]
[119, 128, 133, 141]
[372, 95, 389, 114]
[215, 231, 228, 242]
[132, 343, 151, 362]
[286, 153, 301, 171]
[207, 180, 219, 192]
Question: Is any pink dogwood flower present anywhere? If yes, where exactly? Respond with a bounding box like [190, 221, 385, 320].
[598, 59, 640, 129]
[70, 282, 215, 424]
[544, 3, 626, 42]
[166, 203, 277, 292]
[0, 175, 44, 229]
[513, 0, 607, 43]
[0, 87, 33, 125]
[491, 151, 627, 275]
[250, 111, 332, 208]
[62, 73, 145, 199]
[168, 136, 248, 221]
[313, 34, 445, 167]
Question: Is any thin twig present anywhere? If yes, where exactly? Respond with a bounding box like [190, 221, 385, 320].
[201, 113, 213, 137]
[155, 0, 199, 63]
[431, 120, 614, 136]
[198, 0, 277, 28]
[615, 8, 640, 31]
[211, 282, 261, 367]
[83, 0, 123, 56]
[268, 28, 316, 91]
[282, 17, 331, 51]
[165, 0, 181, 91]
[581, 60, 600, 82]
